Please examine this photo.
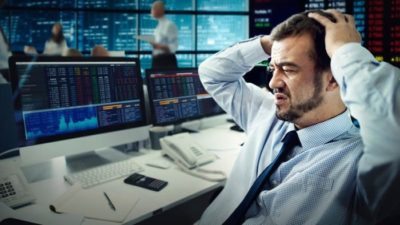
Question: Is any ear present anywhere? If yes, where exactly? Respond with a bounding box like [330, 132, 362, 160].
[324, 70, 339, 92]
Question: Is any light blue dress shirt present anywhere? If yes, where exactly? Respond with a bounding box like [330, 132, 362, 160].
[198, 37, 400, 225]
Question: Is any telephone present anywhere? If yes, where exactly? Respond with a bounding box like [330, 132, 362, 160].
[0, 165, 35, 208]
[160, 133, 218, 169]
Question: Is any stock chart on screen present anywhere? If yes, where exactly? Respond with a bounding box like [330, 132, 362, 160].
[16, 60, 143, 140]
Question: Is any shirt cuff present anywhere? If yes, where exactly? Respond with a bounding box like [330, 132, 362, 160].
[331, 43, 376, 82]
[238, 36, 270, 66]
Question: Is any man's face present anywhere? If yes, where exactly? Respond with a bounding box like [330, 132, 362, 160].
[269, 33, 325, 123]
[151, 3, 164, 19]
[52, 24, 61, 36]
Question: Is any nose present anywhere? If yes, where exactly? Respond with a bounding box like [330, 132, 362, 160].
[268, 70, 285, 91]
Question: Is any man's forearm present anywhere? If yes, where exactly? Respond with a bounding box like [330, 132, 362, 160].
[198, 36, 272, 132]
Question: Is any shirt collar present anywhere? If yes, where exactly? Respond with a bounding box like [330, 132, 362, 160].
[282, 109, 353, 150]
[157, 16, 167, 22]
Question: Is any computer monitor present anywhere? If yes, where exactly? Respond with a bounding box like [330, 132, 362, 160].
[9, 56, 149, 164]
[146, 68, 225, 127]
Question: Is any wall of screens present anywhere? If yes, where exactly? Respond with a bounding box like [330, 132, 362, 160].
[2, 0, 399, 72]
[0, 0, 249, 74]
[250, 0, 400, 67]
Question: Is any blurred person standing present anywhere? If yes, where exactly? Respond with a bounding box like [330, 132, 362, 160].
[23, 22, 68, 56]
[43, 22, 68, 55]
[150, 0, 178, 69]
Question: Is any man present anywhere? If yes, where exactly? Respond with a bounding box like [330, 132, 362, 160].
[198, 9, 400, 225]
[150, 0, 178, 69]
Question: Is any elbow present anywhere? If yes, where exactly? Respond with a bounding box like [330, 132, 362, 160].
[198, 60, 211, 82]
[198, 59, 215, 89]
[198, 62, 208, 84]
[198, 56, 213, 78]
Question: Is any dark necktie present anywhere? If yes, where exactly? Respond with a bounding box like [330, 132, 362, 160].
[223, 130, 301, 225]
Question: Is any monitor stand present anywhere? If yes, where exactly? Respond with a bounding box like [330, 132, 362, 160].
[65, 150, 112, 174]
[113, 142, 140, 153]
[65, 147, 143, 174]
[21, 146, 145, 183]
[21, 150, 119, 183]
[171, 123, 198, 135]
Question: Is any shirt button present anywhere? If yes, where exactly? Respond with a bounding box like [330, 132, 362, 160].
[271, 179, 279, 187]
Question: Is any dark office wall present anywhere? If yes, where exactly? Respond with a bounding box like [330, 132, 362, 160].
[0, 83, 18, 154]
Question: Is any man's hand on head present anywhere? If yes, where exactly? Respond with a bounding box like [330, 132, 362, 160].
[308, 9, 361, 58]
[261, 35, 273, 55]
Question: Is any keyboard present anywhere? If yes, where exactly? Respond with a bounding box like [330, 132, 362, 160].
[64, 158, 143, 189]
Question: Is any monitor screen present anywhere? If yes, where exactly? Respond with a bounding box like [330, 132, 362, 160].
[9, 56, 147, 148]
[146, 68, 224, 126]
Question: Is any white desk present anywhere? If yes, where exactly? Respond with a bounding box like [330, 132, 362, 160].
[0, 123, 246, 225]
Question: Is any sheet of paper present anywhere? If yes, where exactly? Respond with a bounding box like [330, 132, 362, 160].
[50, 184, 140, 223]
[135, 35, 155, 43]
[0, 202, 83, 225]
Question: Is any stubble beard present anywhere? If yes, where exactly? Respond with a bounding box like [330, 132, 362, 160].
[275, 72, 324, 122]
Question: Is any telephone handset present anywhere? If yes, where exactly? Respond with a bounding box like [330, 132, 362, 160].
[0, 165, 35, 208]
[160, 133, 218, 169]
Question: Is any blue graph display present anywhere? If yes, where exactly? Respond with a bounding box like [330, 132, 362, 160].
[7, 0, 138, 9]
[154, 99, 181, 124]
[139, 0, 193, 10]
[78, 12, 137, 51]
[140, 54, 195, 76]
[24, 106, 98, 140]
[4, 11, 76, 52]
[197, 15, 249, 50]
[148, 70, 223, 125]
[197, 0, 248, 11]
[177, 54, 195, 68]
[7, 0, 76, 8]
[0, 11, 9, 40]
[196, 54, 212, 66]
[179, 97, 199, 118]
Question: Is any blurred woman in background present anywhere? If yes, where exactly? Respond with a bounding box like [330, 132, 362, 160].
[43, 22, 68, 55]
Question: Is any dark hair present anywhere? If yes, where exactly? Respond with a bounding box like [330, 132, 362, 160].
[270, 10, 335, 72]
[50, 22, 65, 44]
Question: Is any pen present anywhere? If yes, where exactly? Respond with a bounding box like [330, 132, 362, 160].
[103, 192, 116, 211]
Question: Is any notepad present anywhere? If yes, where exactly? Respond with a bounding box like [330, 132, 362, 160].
[50, 184, 139, 223]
